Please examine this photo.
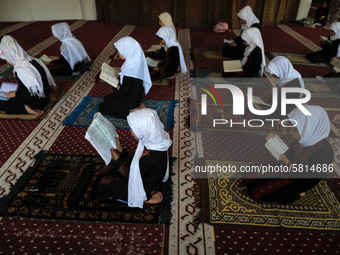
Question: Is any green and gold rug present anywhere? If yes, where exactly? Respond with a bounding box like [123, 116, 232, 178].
[266, 52, 332, 68]
[192, 49, 227, 61]
[0, 152, 173, 224]
[63, 97, 177, 130]
[205, 160, 340, 230]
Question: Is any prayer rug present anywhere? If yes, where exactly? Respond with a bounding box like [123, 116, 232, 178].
[326, 108, 340, 137]
[213, 224, 340, 255]
[190, 69, 270, 89]
[0, 92, 63, 120]
[0, 152, 174, 225]
[304, 79, 340, 99]
[266, 52, 332, 68]
[0, 66, 83, 81]
[204, 160, 340, 230]
[192, 49, 227, 61]
[152, 79, 171, 87]
[63, 97, 176, 130]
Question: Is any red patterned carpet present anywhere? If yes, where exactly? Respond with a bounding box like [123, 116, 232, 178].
[262, 25, 312, 54]
[0, 22, 20, 30]
[189, 15, 340, 255]
[0, 217, 168, 255]
[214, 225, 340, 255]
[3, 21, 75, 50]
[0, 19, 340, 255]
[190, 27, 234, 50]
[286, 22, 329, 46]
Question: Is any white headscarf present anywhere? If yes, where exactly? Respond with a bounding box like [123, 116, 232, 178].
[0, 35, 56, 98]
[156, 26, 187, 73]
[127, 108, 172, 208]
[265, 56, 304, 89]
[329, 22, 340, 57]
[159, 12, 176, 34]
[237, 5, 260, 30]
[114, 36, 152, 95]
[288, 105, 330, 148]
[51, 22, 90, 70]
[241, 27, 266, 77]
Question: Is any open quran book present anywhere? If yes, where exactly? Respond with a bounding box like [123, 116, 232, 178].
[85, 112, 119, 165]
[0, 82, 18, 101]
[147, 44, 167, 52]
[320, 36, 332, 44]
[223, 60, 243, 73]
[265, 134, 289, 160]
[146, 57, 159, 67]
[99, 63, 120, 89]
[39, 54, 53, 63]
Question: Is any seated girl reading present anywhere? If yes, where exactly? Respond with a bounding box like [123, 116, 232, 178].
[148, 26, 187, 81]
[264, 56, 305, 117]
[47, 22, 91, 76]
[0, 35, 56, 116]
[159, 12, 176, 33]
[96, 108, 172, 207]
[245, 105, 334, 204]
[99, 36, 152, 119]
[239, 27, 266, 78]
[223, 5, 261, 59]
[306, 21, 340, 63]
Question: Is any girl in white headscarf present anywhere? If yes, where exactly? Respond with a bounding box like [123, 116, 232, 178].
[99, 36, 152, 119]
[246, 105, 334, 204]
[149, 26, 187, 80]
[306, 21, 340, 63]
[240, 27, 266, 77]
[223, 5, 261, 59]
[0, 35, 56, 115]
[48, 22, 91, 76]
[96, 108, 172, 208]
[159, 12, 176, 34]
[264, 56, 305, 117]
[265, 56, 304, 88]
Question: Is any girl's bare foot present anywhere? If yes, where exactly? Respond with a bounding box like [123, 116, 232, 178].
[145, 192, 163, 204]
[24, 105, 44, 116]
[299, 192, 306, 198]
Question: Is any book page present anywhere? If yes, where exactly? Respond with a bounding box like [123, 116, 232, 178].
[146, 57, 159, 67]
[0, 82, 18, 101]
[40, 54, 53, 63]
[223, 60, 243, 72]
[100, 63, 119, 88]
[85, 113, 119, 165]
[0, 82, 18, 93]
[147, 44, 166, 52]
[265, 134, 289, 160]
[320, 36, 331, 43]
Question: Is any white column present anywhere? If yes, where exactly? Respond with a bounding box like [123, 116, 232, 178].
[80, 0, 97, 20]
[296, 0, 313, 20]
